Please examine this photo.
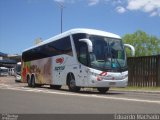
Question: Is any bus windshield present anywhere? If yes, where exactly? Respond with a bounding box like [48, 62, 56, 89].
[16, 64, 21, 73]
[89, 35, 127, 71]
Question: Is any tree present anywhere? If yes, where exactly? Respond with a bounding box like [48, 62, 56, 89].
[34, 38, 43, 45]
[122, 30, 160, 57]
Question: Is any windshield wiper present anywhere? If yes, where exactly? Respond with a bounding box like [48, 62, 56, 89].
[114, 58, 122, 71]
[110, 51, 123, 72]
[105, 45, 122, 71]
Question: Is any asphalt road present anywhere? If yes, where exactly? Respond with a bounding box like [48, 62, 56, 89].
[0, 76, 160, 114]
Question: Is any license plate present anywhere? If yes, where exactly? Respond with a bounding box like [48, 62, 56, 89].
[109, 82, 116, 86]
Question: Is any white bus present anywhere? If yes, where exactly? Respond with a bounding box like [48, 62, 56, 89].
[15, 62, 21, 82]
[21, 28, 134, 93]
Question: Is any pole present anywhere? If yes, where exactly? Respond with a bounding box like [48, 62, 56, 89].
[56, 2, 64, 33]
[61, 5, 63, 33]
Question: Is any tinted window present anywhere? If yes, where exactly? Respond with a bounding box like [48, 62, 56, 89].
[22, 36, 72, 62]
[46, 36, 72, 56]
[78, 42, 88, 66]
[72, 33, 90, 66]
[72, 33, 87, 54]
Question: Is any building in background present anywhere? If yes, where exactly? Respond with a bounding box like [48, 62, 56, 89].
[0, 52, 21, 68]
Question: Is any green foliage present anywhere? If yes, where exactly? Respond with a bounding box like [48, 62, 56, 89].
[122, 30, 160, 57]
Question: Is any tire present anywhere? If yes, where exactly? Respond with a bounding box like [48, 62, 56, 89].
[36, 84, 42, 87]
[27, 76, 32, 87]
[67, 74, 80, 92]
[50, 85, 62, 90]
[15, 80, 20, 83]
[97, 87, 110, 94]
[31, 76, 36, 88]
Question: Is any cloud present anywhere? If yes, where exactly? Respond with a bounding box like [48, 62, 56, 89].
[54, 0, 100, 6]
[54, 0, 75, 4]
[150, 11, 158, 17]
[108, 0, 160, 17]
[116, 6, 126, 13]
[53, 0, 160, 16]
[54, 0, 65, 3]
[126, 0, 160, 17]
[112, 0, 125, 5]
[88, 0, 100, 6]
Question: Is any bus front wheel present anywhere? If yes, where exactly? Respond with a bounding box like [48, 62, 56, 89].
[97, 87, 109, 94]
[67, 74, 80, 92]
[27, 76, 32, 87]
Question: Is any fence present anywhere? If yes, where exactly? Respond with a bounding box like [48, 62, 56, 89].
[127, 55, 160, 87]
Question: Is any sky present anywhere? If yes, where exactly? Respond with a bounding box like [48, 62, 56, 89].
[0, 0, 160, 55]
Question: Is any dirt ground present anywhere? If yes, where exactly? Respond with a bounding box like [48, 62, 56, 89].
[0, 76, 27, 87]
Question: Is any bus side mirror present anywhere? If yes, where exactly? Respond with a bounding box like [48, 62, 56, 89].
[124, 44, 135, 56]
[79, 39, 93, 53]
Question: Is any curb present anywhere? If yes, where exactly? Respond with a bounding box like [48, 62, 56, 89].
[110, 89, 160, 94]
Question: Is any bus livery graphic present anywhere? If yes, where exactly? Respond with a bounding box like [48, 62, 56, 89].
[56, 57, 64, 64]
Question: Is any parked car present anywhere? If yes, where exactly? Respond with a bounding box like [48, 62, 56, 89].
[8, 68, 15, 76]
[0, 67, 9, 76]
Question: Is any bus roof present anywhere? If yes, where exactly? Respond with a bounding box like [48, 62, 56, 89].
[23, 28, 121, 52]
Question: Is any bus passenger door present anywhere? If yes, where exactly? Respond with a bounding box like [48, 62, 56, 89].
[77, 42, 89, 86]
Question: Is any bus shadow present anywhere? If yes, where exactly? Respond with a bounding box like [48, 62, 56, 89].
[48, 87, 124, 96]
[24, 85, 124, 95]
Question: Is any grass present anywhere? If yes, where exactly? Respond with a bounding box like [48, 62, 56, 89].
[111, 86, 160, 91]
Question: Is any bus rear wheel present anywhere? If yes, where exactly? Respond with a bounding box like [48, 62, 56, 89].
[27, 76, 32, 87]
[67, 74, 80, 92]
[31, 76, 36, 88]
[97, 87, 109, 94]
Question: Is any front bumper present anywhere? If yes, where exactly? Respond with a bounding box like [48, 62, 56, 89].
[89, 77, 128, 88]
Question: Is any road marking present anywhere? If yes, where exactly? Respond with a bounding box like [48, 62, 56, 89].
[0, 84, 160, 104]
[38, 90, 160, 104]
[0, 84, 9, 87]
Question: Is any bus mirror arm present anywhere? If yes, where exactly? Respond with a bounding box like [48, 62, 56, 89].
[79, 39, 93, 52]
[124, 44, 135, 56]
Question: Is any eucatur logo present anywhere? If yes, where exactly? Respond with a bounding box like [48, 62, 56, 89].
[56, 57, 64, 64]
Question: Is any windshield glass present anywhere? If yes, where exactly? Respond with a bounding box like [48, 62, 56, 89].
[89, 35, 127, 71]
[16, 65, 21, 72]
